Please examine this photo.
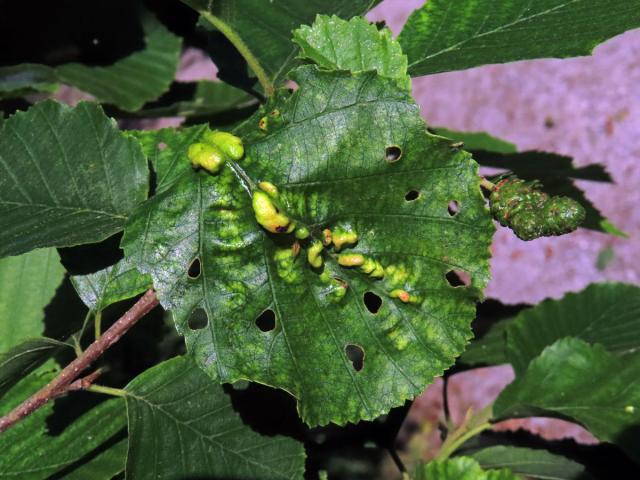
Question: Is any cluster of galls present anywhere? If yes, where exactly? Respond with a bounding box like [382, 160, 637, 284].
[489, 177, 586, 241]
[251, 182, 419, 304]
[187, 130, 244, 174]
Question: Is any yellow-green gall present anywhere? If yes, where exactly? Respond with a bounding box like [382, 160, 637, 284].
[295, 226, 310, 240]
[203, 131, 244, 160]
[332, 227, 358, 251]
[188, 142, 225, 173]
[259, 116, 269, 131]
[390, 289, 420, 303]
[307, 240, 324, 268]
[274, 247, 300, 284]
[360, 257, 384, 279]
[338, 253, 365, 267]
[625, 405, 635, 414]
[258, 181, 279, 197]
[252, 191, 294, 233]
[322, 228, 333, 246]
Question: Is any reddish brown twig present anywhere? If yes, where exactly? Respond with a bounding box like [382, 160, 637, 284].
[0, 289, 159, 434]
[63, 369, 103, 394]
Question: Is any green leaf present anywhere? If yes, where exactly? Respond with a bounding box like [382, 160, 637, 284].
[458, 319, 509, 366]
[0, 64, 58, 98]
[0, 337, 67, 399]
[0, 100, 148, 258]
[506, 283, 640, 375]
[124, 356, 306, 479]
[412, 457, 519, 480]
[293, 15, 410, 90]
[71, 257, 152, 312]
[184, 0, 380, 87]
[471, 446, 589, 480]
[63, 439, 127, 480]
[122, 66, 493, 426]
[399, 0, 640, 76]
[0, 248, 65, 351]
[55, 13, 181, 111]
[431, 127, 517, 154]
[0, 372, 127, 479]
[494, 338, 640, 462]
[596, 245, 615, 271]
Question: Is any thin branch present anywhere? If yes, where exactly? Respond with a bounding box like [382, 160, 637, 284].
[480, 177, 496, 191]
[0, 289, 159, 434]
[64, 369, 103, 394]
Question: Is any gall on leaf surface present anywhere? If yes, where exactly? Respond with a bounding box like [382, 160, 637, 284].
[122, 65, 494, 426]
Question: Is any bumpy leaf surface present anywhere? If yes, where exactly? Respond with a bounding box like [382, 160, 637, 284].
[293, 15, 410, 90]
[0, 101, 148, 258]
[505, 283, 640, 375]
[413, 457, 519, 480]
[0, 248, 65, 352]
[71, 257, 152, 311]
[125, 357, 306, 479]
[399, 0, 640, 76]
[471, 446, 589, 480]
[0, 373, 127, 479]
[494, 338, 640, 462]
[123, 66, 493, 425]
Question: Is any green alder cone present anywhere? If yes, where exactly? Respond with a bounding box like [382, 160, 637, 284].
[489, 177, 585, 240]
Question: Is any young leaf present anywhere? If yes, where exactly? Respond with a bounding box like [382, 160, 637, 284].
[506, 283, 640, 375]
[55, 13, 182, 112]
[293, 15, 410, 90]
[431, 127, 517, 154]
[124, 356, 306, 480]
[0, 248, 65, 352]
[0, 372, 127, 479]
[0, 101, 148, 258]
[0, 337, 67, 398]
[412, 456, 518, 480]
[182, 0, 381, 89]
[399, 0, 640, 76]
[494, 338, 640, 462]
[471, 445, 590, 480]
[71, 257, 152, 312]
[122, 66, 494, 426]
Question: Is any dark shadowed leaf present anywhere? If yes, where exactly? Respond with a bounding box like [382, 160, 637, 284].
[505, 283, 640, 375]
[494, 338, 640, 462]
[55, 13, 182, 111]
[472, 445, 590, 480]
[0, 101, 148, 258]
[122, 65, 493, 426]
[182, 0, 381, 88]
[0, 372, 127, 479]
[0, 248, 65, 352]
[0, 64, 58, 98]
[399, 0, 640, 76]
[125, 356, 306, 480]
[63, 439, 127, 480]
[458, 319, 509, 366]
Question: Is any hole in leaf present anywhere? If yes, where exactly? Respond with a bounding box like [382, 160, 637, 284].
[445, 270, 471, 288]
[157, 142, 167, 151]
[345, 344, 365, 372]
[187, 257, 201, 279]
[405, 190, 420, 201]
[364, 291, 382, 314]
[255, 309, 276, 332]
[448, 200, 459, 216]
[188, 308, 208, 330]
[385, 145, 402, 162]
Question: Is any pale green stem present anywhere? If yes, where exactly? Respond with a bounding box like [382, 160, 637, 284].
[87, 384, 128, 398]
[480, 177, 496, 191]
[94, 310, 103, 341]
[435, 421, 492, 461]
[182, 1, 274, 97]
